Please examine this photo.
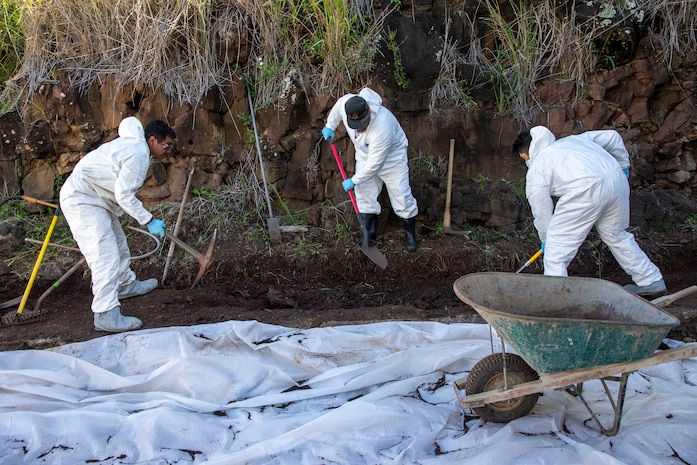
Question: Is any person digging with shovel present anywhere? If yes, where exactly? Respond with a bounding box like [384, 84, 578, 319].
[512, 125, 666, 297]
[322, 87, 419, 252]
[59, 116, 176, 332]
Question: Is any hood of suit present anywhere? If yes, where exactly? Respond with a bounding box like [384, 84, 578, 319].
[527, 126, 556, 166]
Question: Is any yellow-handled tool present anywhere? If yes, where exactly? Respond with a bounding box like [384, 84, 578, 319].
[16, 204, 61, 314]
[516, 249, 542, 273]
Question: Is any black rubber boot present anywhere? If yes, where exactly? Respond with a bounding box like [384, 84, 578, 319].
[403, 216, 419, 252]
[359, 213, 378, 247]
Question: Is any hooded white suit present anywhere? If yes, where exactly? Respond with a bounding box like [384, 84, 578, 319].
[326, 88, 418, 219]
[525, 126, 663, 286]
[59, 117, 155, 314]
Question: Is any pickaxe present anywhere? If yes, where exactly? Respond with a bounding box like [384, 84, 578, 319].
[164, 229, 217, 289]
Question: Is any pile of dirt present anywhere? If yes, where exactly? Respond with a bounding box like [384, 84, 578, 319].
[1, 221, 696, 352]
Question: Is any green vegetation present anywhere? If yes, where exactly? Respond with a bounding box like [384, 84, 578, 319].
[0, 198, 76, 273]
[432, 221, 445, 237]
[184, 149, 269, 243]
[0, 0, 23, 90]
[468, 0, 568, 124]
[236, 112, 256, 149]
[457, 77, 480, 109]
[587, 240, 604, 278]
[409, 147, 446, 178]
[385, 27, 407, 88]
[511, 178, 526, 199]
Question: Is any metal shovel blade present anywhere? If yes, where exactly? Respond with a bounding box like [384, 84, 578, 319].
[356, 213, 388, 269]
[360, 244, 388, 269]
[267, 217, 282, 244]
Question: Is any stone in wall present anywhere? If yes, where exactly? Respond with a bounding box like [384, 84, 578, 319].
[630, 188, 697, 229]
[21, 160, 55, 203]
[16, 120, 52, 160]
[0, 218, 24, 259]
[415, 175, 527, 232]
[0, 112, 22, 194]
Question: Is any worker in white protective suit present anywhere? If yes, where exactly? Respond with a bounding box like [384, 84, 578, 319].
[322, 88, 419, 252]
[59, 117, 176, 332]
[511, 126, 666, 297]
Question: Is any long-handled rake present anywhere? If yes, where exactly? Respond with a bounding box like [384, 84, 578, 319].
[1, 199, 61, 325]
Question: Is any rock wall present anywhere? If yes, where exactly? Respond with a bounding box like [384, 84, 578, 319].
[2, 6, 697, 233]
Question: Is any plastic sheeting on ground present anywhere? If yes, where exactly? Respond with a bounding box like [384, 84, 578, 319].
[0, 320, 695, 464]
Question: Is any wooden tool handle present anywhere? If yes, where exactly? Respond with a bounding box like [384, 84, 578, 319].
[443, 139, 455, 229]
[651, 285, 697, 308]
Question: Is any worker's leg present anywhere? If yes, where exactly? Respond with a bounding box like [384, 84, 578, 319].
[62, 202, 121, 314]
[543, 194, 599, 276]
[113, 221, 158, 299]
[354, 176, 383, 215]
[381, 162, 419, 251]
[595, 187, 664, 291]
[61, 199, 142, 331]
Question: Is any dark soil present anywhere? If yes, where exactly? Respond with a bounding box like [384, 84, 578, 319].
[1, 218, 696, 352]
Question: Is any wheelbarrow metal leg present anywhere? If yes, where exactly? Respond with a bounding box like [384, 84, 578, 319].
[569, 372, 631, 437]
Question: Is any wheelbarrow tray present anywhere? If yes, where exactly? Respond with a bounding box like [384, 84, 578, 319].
[453, 272, 680, 373]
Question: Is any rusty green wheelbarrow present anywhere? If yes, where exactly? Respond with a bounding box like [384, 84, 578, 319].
[452, 272, 697, 436]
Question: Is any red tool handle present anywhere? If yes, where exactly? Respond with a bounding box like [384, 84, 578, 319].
[330, 142, 361, 214]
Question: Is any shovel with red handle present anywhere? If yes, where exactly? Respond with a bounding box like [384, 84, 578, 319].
[330, 141, 388, 269]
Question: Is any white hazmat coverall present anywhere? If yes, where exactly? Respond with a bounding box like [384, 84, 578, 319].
[525, 126, 663, 286]
[326, 88, 418, 219]
[59, 117, 155, 314]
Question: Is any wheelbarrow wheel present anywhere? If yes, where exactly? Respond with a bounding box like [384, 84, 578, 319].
[464, 353, 540, 423]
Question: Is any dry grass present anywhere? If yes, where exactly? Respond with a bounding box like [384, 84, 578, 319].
[463, 0, 594, 124]
[187, 145, 267, 232]
[640, 0, 697, 66]
[461, 0, 697, 124]
[2, 0, 388, 113]
[1, 0, 696, 121]
[429, 15, 474, 114]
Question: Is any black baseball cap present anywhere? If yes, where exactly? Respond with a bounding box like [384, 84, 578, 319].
[345, 96, 371, 129]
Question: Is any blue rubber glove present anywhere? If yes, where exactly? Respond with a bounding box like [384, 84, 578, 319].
[541, 242, 545, 253]
[623, 167, 629, 178]
[322, 127, 335, 141]
[342, 178, 355, 192]
[147, 217, 166, 238]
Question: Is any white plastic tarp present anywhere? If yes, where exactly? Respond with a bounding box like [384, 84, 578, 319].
[0, 320, 696, 464]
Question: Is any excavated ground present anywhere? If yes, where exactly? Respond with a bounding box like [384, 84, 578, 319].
[1, 218, 696, 352]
